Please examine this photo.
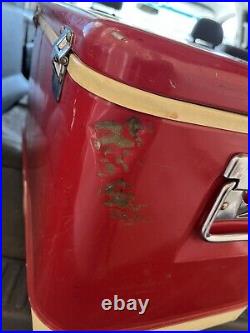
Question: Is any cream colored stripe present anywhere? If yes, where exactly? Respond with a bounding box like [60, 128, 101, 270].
[39, 16, 58, 44]
[38, 15, 248, 134]
[31, 307, 246, 331]
[154, 307, 246, 331]
[68, 55, 247, 133]
[32, 310, 51, 331]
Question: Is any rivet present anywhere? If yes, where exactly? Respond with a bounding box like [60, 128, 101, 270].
[66, 32, 72, 42]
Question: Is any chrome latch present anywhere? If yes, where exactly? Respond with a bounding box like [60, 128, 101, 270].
[52, 27, 73, 101]
[202, 154, 248, 242]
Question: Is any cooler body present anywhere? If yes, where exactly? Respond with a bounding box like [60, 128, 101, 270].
[23, 3, 248, 330]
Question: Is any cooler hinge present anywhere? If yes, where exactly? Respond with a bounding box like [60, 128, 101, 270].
[33, 6, 41, 27]
[52, 27, 73, 101]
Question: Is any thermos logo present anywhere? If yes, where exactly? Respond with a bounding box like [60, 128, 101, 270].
[101, 295, 150, 315]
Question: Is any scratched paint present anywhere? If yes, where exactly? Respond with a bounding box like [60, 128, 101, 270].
[92, 118, 146, 178]
[91, 117, 154, 223]
[94, 120, 134, 148]
[104, 179, 145, 224]
[104, 179, 132, 208]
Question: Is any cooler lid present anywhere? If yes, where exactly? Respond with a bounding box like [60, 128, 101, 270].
[40, 3, 247, 115]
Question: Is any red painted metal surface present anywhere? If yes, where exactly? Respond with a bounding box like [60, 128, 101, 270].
[41, 3, 248, 114]
[23, 3, 248, 330]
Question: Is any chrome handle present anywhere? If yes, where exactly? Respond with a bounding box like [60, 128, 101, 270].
[202, 154, 248, 242]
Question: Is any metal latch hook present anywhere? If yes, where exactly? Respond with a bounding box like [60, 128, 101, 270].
[52, 26, 73, 101]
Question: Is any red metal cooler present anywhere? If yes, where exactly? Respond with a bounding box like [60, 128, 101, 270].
[23, 3, 248, 330]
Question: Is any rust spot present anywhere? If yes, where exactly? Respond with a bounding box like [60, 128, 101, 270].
[91, 117, 154, 223]
[116, 155, 129, 172]
[128, 117, 143, 146]
[92, 118, 146, 178]
[103, 179, 146, 223]
[105, 162, 116, 175]
[104, 179, 132, 208]
[128, 117, 142, 137]
[110, 206, 145, 224]
[95, 121, 134, 148]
